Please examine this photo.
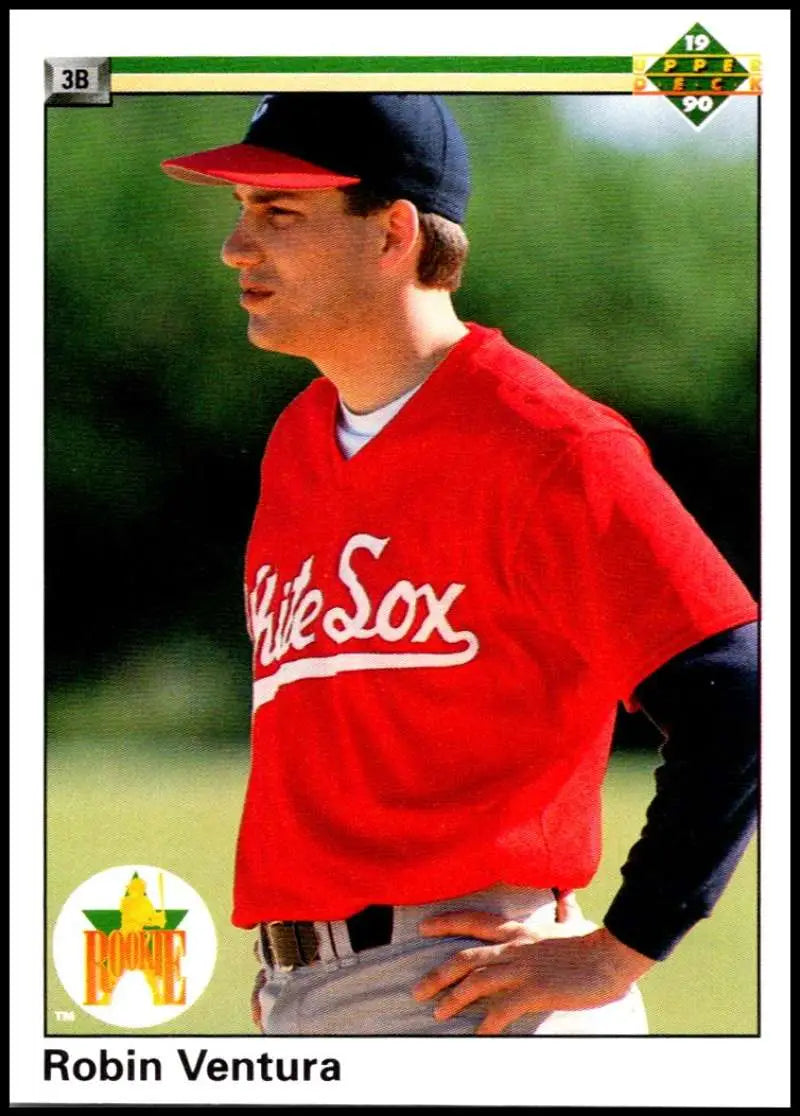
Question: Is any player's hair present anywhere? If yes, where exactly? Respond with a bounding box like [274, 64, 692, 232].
[340, 185, 469, 292]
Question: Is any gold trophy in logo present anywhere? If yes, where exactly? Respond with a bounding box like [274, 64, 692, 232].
[119, 872, 168, 1003]
[120, 873, 167, 933]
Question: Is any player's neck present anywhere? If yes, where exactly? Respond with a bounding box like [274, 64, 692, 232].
[315, 290, 468, 414]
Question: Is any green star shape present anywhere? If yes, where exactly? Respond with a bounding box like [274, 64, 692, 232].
[646, 23, 750, 128]
[81, 908, 188, 934]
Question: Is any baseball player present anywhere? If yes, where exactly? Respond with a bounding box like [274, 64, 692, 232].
[162, 93, 758, 1035]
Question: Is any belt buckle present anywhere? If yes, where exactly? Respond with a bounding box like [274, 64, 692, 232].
[263, 920, 319, 972]
[264, 921, 300, 972]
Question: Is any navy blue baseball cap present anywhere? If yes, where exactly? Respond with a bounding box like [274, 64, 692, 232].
[162, 93, 471, 224]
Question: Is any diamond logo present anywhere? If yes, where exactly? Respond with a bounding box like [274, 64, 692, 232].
[639, 23, 757, 129]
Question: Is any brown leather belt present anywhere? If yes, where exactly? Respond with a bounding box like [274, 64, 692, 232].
[260, 904, 394, 971]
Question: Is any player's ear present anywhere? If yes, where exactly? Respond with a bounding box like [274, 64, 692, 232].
[376, 199, 420, 274]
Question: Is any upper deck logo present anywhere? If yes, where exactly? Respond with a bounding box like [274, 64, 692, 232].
[633, 23, 761, 129]
[52, 865, 217, 1029]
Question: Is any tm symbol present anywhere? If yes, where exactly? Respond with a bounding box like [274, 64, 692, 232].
[55, 1010, 75, 1022]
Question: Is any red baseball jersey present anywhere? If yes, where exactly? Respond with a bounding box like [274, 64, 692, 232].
[233, 323, 757, 926]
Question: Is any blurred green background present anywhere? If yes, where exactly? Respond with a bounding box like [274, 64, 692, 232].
[46, 93, 758, 1035]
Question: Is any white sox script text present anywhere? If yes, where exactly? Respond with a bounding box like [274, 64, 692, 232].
[248, 533, 479, 709]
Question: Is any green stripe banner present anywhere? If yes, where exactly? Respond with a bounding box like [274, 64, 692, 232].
[112, 56, 632, 74]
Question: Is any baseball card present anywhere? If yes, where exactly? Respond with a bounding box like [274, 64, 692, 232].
[11, 9, 789, 1108]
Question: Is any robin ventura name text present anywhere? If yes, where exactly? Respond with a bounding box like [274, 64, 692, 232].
[44, 1047, 342, 1083]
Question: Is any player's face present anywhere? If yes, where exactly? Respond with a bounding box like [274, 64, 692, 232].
[221, 186, 384, 360]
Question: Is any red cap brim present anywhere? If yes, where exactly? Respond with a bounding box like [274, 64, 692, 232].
[161, 143, 360, 189]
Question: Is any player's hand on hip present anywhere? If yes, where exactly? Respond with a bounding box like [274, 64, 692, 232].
[412, 910, 654, 1035]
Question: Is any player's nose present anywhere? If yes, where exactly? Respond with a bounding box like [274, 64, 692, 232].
[221, 222, 262, 270]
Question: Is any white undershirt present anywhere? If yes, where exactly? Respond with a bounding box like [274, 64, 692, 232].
[336, 383, 423, 459]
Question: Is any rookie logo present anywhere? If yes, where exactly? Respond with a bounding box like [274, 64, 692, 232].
[52, 865, 216, 1029]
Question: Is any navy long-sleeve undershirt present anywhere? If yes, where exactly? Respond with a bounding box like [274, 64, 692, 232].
[603, 620, 758, 961]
